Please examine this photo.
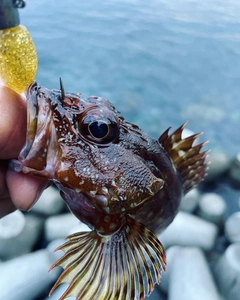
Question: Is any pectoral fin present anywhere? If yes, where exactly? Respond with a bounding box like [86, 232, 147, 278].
[49, 216, 166, 300]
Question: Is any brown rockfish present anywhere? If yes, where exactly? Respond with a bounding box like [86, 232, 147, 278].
[13, 80, 207, 300]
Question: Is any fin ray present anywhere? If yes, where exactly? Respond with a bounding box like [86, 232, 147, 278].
[49, 216, 166, 300]
[159, 123, 208, 193]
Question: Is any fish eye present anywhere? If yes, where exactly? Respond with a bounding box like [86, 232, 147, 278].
[79, 114, 119, 144]
[88, 120, 109, 139]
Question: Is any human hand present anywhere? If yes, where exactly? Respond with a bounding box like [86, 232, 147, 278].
[0, 85, 49, 218]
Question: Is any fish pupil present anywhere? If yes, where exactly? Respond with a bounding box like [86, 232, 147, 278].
[89, 121, 109, 139]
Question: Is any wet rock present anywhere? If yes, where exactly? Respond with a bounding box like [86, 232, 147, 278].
[0, 214, 44, 260]
[197, 193, 226, 226]
[147, 285, 166, 300]
[68, 221, 91, 235]
[158, 246, 181, 294]
[47, 283, 75, 300]
[180, 188, 200, 213]
[0, 249, 59, 300]
[31, 186, 66, 215]
[44, 213, 82, 242]
[213, 242, 240, 300]
[182, 128, 195, 139]
[47, 239, 66, 265]
[158, 211, 218, 251]
[0, 210, 25, 239]
[225, 212, 240, 243]
[168, 247, 221, 300]
[205, 152, 229, 182]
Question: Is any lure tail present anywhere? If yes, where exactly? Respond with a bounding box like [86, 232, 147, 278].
[49, 216, 166, 300]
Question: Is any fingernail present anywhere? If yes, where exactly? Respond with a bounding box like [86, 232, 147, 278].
[8, 160, 23, 173]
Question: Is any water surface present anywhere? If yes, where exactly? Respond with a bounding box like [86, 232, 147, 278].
[21, 0, 240, 155]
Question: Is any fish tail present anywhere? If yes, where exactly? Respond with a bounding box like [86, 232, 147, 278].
[49, 216, 166, 300]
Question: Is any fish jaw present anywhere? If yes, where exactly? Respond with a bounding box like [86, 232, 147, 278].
[16, 82, 60, 177]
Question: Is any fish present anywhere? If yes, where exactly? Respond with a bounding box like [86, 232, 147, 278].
[12, 80, 208, 300]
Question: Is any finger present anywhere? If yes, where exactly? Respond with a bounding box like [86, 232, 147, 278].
[0, 86, 27, 159]
[0, 161, 8, 197]
[6, 169, 50, 211]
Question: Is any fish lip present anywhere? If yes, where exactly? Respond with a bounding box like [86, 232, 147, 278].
[19, 82, 38, 160]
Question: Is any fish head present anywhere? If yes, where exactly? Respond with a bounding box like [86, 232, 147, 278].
[18, 81, 119, 171]
[17, 82, 164, 221]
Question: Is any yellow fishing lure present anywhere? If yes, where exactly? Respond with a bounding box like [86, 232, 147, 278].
[0, 0, 37, 94]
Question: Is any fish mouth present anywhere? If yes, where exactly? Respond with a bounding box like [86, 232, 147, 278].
[18, 82, 57, 173]
[19, 82, 38, 160]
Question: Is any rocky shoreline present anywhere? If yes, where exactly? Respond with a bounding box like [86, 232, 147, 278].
[0, 152, 239, 300]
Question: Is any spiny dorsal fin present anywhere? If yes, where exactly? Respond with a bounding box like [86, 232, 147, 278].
[49, 216, 166, 300]
[159, 122, 208, 194]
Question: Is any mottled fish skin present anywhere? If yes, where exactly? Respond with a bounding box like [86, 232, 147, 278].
[13, 81, 208, 300]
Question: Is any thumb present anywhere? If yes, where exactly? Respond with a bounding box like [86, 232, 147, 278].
[0, 86, 27, 159]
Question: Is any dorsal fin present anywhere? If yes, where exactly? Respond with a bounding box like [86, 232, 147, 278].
[159, 122, 208, 194]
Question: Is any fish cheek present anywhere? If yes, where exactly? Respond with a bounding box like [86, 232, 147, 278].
[55, 148, 93, 190]
[111, 153, 164, 211]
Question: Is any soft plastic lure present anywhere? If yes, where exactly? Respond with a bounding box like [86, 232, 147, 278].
[0, 0, 37, 94]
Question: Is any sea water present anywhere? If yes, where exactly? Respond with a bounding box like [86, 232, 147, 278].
[21, 0, 240, 156]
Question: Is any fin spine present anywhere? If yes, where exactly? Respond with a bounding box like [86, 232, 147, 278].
[49, 216, 166, 300]
[159, 122, 208, 194]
